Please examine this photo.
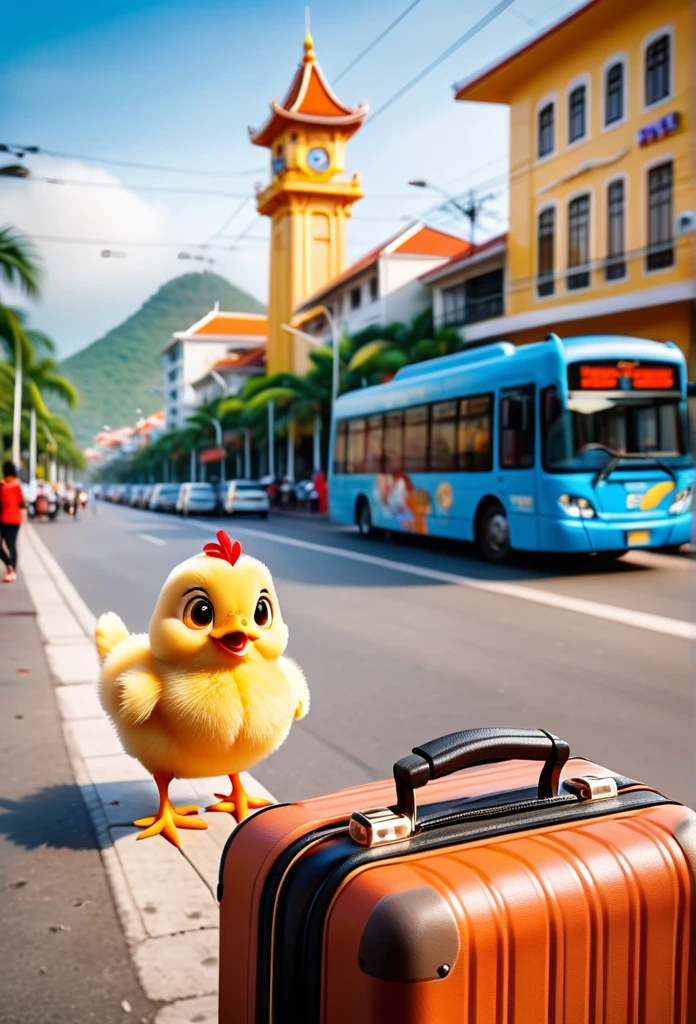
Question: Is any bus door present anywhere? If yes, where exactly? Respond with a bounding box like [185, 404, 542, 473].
[498, 385, 539, 549]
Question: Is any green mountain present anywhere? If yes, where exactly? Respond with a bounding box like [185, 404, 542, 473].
[60, 272, 265, 448]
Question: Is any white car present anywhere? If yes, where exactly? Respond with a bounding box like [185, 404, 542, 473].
[177, 482, 218, 516]
[218, 480, 269, 518]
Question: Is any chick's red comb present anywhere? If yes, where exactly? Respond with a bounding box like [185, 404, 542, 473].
[203, 530, 242, 565]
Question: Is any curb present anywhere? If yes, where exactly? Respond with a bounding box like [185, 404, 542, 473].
[22, 525, 275, 1023]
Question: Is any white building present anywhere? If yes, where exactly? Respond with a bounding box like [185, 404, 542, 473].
[162, 304, 267, 429]
[191, 347, 266, 406]
[292, 222, 470, 341]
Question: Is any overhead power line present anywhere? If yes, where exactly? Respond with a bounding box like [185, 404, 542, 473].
[365, 0, 518, 127]
[0, 143, 265, 178]
[29, 233, 268, 250]
[333, 0, 424, 84]
[2, 175, 251, 199]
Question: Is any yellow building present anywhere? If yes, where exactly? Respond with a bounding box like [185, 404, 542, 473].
[454, 0, 695, 372]
[250, 33, 367, 375]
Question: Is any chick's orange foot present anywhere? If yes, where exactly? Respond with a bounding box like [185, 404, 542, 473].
[206, 773, 273, 820]
[134, 775, 208, 847]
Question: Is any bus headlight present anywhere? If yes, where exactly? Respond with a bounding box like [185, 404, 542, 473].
[669, 487, 693, 515]
[559, 494, 596, 519]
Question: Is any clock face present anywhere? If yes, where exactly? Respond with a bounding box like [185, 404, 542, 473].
[306, 147, 330, 173]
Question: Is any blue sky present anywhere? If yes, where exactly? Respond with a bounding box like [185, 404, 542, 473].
[1, 0, 582, 357]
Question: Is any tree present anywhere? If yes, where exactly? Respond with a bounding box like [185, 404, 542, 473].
[0, 225, 41, 299]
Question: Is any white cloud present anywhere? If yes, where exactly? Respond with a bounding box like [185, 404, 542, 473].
[0, 160, 178, 357]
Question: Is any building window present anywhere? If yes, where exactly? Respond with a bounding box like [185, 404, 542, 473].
[441, 283, 466, 326]
[537, 208, 555, 297]
[647, 161, 674, 270]
[645, 34, 670, 106]
[465, 270, 504, 323]
[500, 386, 535, 469]
[538, 103, 554, 158]
[605, 62, 624, 125]
[457, 395, 492, 472]
[568, 85, 586, 143]
[350, 285, 362, 310]
[368, 276, 378, 303]
[606, 180, 626, 280]
[567, 194, 591, 290]
[403, 406, 429, 473]
[168, 388, 177, 401]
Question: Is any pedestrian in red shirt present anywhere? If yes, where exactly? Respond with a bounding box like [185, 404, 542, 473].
[1, 461, 26, 584]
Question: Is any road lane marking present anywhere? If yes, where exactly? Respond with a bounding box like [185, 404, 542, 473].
[185, 522, 695, 641]
[138, 533, 167, 546]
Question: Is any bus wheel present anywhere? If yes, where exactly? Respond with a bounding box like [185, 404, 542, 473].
[356, 498, 374, 539]
[477, 501, 511, 563]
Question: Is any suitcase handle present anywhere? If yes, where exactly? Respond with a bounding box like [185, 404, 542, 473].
[393, 728, 570, 828]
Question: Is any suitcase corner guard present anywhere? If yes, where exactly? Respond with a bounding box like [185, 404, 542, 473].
[357, 887, 460, 982]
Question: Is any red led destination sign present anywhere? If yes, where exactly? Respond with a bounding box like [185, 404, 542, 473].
[568, 361, 676, 391]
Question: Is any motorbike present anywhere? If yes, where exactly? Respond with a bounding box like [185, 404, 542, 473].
[63, 494, 78, 517]
[78, 489, 88, 509]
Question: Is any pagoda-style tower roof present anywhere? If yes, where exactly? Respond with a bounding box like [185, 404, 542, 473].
[249, 34, 368, 148]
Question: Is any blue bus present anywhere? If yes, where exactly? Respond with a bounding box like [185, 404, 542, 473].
[329, 334, 694, 562]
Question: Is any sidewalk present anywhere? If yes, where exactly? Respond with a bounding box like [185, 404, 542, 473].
[20, 525, 274, 1024]
[0, 560, 154, 1022]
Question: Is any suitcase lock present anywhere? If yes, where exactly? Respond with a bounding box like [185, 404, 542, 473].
[349, 808, 413, 847]
[564, 775, 619, 801]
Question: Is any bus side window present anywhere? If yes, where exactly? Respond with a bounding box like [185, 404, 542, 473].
[333, 421, 347, 474]
[500, 386, 535, 469]
[458, 394, 493, 471]
[384, 411, 404, 473]
[431, 401, 457, 471]
[365, 415, 384, 473]
[404, 406, 429, 473]
[347, 418, 367, 474]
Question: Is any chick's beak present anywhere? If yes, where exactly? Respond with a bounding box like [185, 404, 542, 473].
[210, 614, 259, 658]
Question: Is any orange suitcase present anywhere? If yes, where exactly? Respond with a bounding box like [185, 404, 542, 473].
[218, 728, 696, 1023]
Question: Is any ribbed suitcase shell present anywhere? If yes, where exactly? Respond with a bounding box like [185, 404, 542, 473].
[218, 757, 696, 1023]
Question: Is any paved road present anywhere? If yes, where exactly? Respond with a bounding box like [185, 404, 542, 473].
[0, 574, 154, 1024]
[36, 501, 694, 807]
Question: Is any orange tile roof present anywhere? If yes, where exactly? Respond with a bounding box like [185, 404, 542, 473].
[192, 314, 267, 337]
[419, 233, 507, 283]
[250, 35, 368, 147]
[294, 224, 470, 313]
[212, 347, 266, 371]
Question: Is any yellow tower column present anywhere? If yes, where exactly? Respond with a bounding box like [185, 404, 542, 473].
[249, 33, 368, 375]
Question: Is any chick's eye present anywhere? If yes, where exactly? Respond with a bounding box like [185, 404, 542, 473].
[184, 597, 214, 630]
[254, 596, 273, 628]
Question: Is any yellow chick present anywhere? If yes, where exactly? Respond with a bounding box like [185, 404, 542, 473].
[95, 531, 309, 847]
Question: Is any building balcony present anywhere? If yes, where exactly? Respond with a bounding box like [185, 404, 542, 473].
[436, 292, 504, 329]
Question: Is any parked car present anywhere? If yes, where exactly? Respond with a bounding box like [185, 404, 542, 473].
[137, 485, 154, 509]
[92, 484, 103, 500]
[118, 484, 133, 505]
[293, 479, 318, 506]
[129, 484, 146, 507]
[148, 483, 181, 513]
[258, 475, 279, 505]
[177, 482, 218, 516]
[218, 480, 270, 518]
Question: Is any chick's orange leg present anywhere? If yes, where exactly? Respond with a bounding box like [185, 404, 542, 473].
[207, 774, 273, 820]
[134, 774, 208, 848]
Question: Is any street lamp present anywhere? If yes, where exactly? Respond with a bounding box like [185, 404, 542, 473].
[282, 304, 339, 472]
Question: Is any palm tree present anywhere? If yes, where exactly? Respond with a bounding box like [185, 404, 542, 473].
[0, 226, 42, 465]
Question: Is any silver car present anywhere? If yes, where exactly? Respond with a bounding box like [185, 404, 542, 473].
[148, 483, 181, 513]
[177, 482, 218, 516]
[218, 480, 270, 518]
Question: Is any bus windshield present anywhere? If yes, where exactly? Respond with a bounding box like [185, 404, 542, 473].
[542, 387, 689, 472]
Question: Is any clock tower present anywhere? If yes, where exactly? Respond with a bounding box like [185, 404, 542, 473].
[250, 32, 368, 374]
